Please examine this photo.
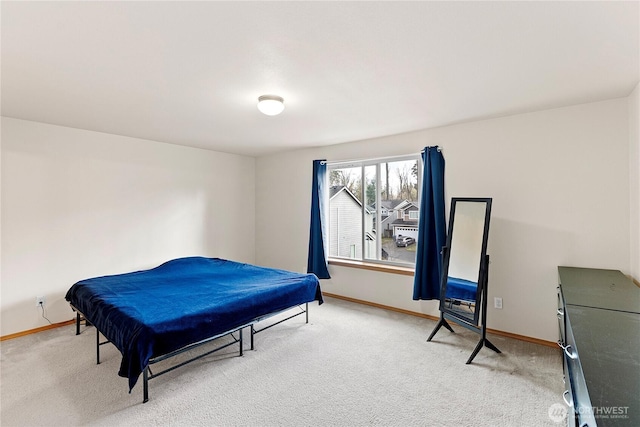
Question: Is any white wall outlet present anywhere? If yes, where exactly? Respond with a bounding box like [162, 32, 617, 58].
[494, 297, 503, 309]
[35, 296, 46, 307]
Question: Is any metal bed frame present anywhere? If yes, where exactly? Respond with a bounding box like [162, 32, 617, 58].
[72, 302, 310, 402]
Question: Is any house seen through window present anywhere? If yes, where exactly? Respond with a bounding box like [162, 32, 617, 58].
[327, 156, 421, 267]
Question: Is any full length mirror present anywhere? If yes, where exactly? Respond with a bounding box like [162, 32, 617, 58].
[440, 199, 491, 325]
[428, 197, 499, 364]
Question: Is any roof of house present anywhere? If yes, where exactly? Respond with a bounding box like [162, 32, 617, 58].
[391, 219, 419, 227]
[329, 185, 373, 214]
[329, 185, 346, 199]
[378, 200, 405, 210]
[394, 200, 419, 211]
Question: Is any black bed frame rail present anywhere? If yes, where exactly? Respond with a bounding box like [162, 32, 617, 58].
[143, 326, 246, 403]
[249, 303, 308, 350]
[71, 302, 310, 403]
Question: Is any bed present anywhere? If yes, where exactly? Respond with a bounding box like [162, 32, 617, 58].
[65, 256, 323, 402]
[445, 276, 477, 302]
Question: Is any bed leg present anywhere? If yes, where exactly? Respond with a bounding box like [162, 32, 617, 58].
[143, 367, 149, 403]
[250, 325, 255, 350]
[239, 328, 243, 356]
[96, 328, 100, 365]
[76, 312, 81, 335]
[306, 302, 309, 324]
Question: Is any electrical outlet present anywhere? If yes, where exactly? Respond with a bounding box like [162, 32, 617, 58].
[35, 296, 46, 307]
[494, 297, 503, 309]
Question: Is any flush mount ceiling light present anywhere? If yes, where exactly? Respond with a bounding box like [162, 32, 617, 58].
[257, 95, 285, 116]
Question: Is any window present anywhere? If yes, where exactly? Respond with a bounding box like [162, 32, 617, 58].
[327, 155, 421, 267]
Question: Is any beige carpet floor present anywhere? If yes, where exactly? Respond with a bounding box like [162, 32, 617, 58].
[1, 296, 564, 426]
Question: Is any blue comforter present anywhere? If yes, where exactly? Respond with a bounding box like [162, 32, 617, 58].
[65, 257, 323, 391]
[446, 276, 477, 302]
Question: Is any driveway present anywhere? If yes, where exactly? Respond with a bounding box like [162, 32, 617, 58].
[382, 239, 417, 264]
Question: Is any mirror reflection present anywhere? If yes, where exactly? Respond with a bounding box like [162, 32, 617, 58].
[441, 200, 490, 324]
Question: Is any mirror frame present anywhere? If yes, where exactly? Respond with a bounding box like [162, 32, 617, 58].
[439, 197, 492, 326]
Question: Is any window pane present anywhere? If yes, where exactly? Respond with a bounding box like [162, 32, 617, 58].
[328, 166, 363, 259]
[380, 159, 419, 265]
[364, 165, 377, 260]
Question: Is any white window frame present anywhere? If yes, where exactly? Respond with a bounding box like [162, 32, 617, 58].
[326, 154, 421, 268]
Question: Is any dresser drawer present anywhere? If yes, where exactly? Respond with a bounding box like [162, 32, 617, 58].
[566, 305, 640, 426]
[558, 286, 566, 344]
[558, 267, 640, 427]
[563, 353, 577, 427]
[562, 306, 597, 426]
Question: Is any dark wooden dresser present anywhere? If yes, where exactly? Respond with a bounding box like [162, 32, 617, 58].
[557, 267, 640, 427]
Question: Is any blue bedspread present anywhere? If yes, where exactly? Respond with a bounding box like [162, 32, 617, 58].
[445, 276, 477, 302]
[65, 257, 323, 391]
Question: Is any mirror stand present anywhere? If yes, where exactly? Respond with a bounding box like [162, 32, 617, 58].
[426, 197, 500, 364]
[428, 254, 501, 363]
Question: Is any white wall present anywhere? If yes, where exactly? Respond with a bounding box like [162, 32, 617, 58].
[629, 83, 640, 283]
[1, 118, 255, 336]
[255, 98, 630, 342]
[1, 96, 633, 340]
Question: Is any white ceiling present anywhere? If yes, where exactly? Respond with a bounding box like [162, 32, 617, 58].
[2, 1, 639, 157]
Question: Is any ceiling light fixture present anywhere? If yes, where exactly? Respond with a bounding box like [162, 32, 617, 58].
[257, 95, 285, 116]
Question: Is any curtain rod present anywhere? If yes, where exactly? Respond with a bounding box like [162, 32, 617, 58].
[321, 147, 440, 166]
[422, 146, 442, 153]
[322, 152, 421, 167]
